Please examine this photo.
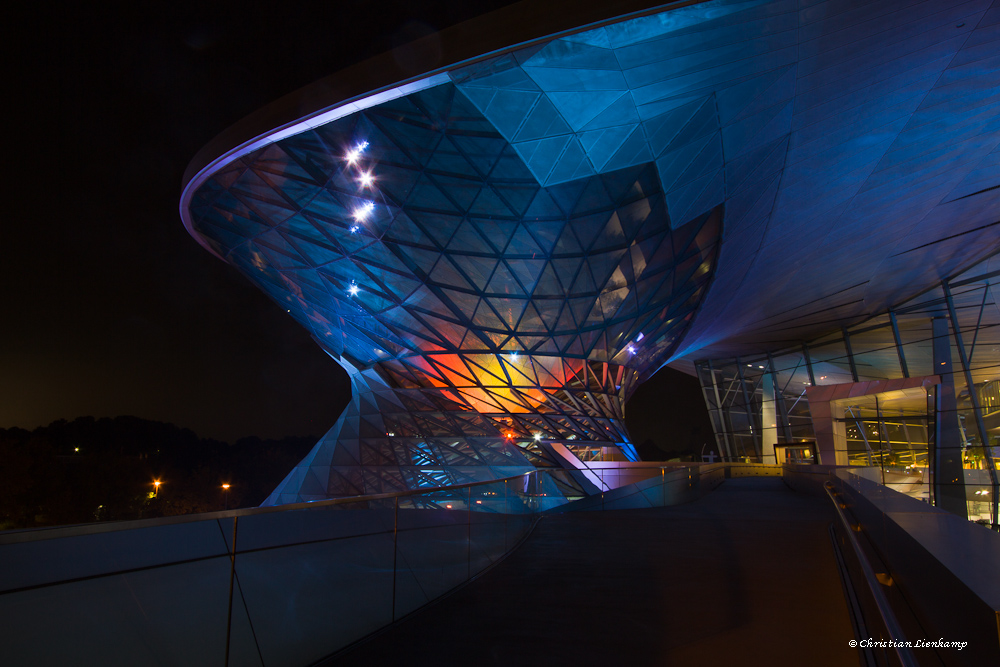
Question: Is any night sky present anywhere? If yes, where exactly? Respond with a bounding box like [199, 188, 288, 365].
[6, 1, 711, 452]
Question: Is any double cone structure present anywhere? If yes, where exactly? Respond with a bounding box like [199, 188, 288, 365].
[183, 5, 727, 502]
[182, 0, 1000, 503]
[187, 78, 722, 500]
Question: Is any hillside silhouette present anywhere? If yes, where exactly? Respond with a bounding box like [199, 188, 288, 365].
[0, 416, 316, 530]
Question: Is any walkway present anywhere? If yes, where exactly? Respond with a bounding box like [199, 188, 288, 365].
[332, 477, 859, 666]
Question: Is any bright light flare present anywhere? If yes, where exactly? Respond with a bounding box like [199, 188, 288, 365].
[345, 140, 369, 165]
[627, 345, 636, 354]
[222, 483, 230, 490]
[348, 283, 360, 296]
[353, 200, 375, 222]
[358, 171, 374, 188]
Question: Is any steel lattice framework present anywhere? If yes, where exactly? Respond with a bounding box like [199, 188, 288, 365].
[188, 78, 721, 502]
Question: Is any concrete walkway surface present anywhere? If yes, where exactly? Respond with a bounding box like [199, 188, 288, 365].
[333, 477, 859, 666]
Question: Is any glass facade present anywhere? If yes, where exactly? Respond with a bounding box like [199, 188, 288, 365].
[697, 255, 1000, 525]
[189, 68, 724, 500]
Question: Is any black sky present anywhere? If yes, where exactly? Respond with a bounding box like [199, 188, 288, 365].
[6, 1, 711, 450]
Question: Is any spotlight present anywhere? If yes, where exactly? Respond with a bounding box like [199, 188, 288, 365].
[353, 200, 375, 222]
[345, 140, 369, 165]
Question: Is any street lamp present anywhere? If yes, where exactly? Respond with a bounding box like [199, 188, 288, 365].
[222, 483, 231, 510]
[153, 479, 161, 497]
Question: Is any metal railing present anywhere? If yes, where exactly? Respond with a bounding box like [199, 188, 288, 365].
[0, 464, 727, 667]
[0, 471, 552, 667]
[825, 481, 919, 667]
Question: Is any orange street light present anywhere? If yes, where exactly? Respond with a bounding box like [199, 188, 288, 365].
[153, 479, 161, 496]
[222, 483, 231, 510]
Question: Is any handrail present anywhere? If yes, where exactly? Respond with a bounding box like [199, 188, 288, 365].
[0, 464, 699, 544]
[0, 469, 544, 543]
[824, 482, 918, 667]
[0, 462, 728, 665]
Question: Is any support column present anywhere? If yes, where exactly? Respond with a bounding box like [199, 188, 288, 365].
[842, 327, 860, 383]
[831, 402, 849, 466]
[735, 359, 762, 461]
[944, 282, 998, 526]
[761, 372, 778, 464]
[889, 310, 910, 378]
[768, 353, 794, 445]
[703, 361, 734, 461]
[932, 317, 967, 518]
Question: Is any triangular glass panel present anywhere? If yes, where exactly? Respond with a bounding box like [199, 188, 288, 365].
[513, 95, 573, 143]
[428, 256, 475, 291]
[409, 211, 461, 249]
[484, 89, 542, 142]
[451, 254, 499, 291]
[544, 136, 595, 186]
[449, 134, 509, 178]
[440, 288, 480, 321]
[516, 301, 546, 333]
[486, 262, 527, 296]
[470, 186, 517, 218]
[523, 221, 563, 255]
[430, 173, 482, 212]
[506, 258, 547, 293]
[472, 301, 507, 330]
[407, 174, 463, 214]
[446, 220, 491, 253]
[487, 296, 529, 329]
[523, 187, 569, 219]
[506, 224, 545, 255]
[470, 219, 517, 254]
[493, 182, 539, 218]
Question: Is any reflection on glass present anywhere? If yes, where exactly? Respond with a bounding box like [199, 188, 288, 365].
[695, 255, 1000, 527]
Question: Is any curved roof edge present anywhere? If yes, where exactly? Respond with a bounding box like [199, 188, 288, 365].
[178, 0, 701, 258]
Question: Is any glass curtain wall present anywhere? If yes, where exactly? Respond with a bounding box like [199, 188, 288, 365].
[696, 255, 1000, 526]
